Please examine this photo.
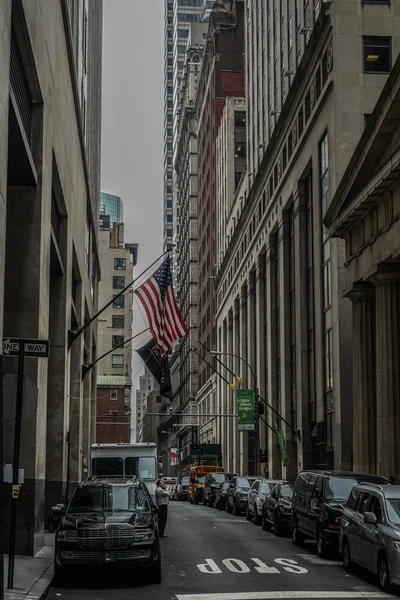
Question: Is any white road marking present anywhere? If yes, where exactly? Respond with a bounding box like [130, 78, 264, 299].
[251, 558, 279, 574]
[175, 592, 394, 599]
[222, 558, 250, 573]
[197, 559, 222, 574]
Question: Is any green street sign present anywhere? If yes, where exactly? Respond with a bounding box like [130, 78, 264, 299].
[237, 389, 255, 432]
[275, 423, 288, 466]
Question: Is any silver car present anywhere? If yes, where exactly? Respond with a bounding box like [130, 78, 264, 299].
[246, 479, 283, 525]
[340, 482, 400, 592]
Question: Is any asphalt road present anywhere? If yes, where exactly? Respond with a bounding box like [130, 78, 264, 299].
[47, 501, 397, 600]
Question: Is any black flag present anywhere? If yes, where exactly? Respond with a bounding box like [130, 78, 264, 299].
[136, 339, 172, 400]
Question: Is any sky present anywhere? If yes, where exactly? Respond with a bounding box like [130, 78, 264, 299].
[101, 0, 164, 434]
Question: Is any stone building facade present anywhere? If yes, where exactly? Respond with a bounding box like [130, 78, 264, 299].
[215, 0, 400, 477]
[196, 1, 245, 439]
[325, 53, 400, 481]
[96, 214, 136, 444]
[0, 0, 102, 554]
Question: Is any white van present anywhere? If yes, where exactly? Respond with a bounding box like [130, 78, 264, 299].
[90, 443, 158, 498]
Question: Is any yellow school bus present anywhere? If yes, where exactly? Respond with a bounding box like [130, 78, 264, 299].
[189, 465, 224, 505]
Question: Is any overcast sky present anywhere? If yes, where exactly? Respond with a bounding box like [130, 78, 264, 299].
[101, 0, 164, 427]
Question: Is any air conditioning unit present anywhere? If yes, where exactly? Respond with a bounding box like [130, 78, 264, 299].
[110, 409, 118, 416]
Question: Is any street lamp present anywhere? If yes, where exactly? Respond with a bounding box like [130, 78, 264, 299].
[210, 350, 260, 476]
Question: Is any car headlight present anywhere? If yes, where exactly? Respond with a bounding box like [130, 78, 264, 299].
[335, 516, 341, 524]
[134, 528, 155, 542]
[57, 530, 77, 542]
[393, 541, 400, 552]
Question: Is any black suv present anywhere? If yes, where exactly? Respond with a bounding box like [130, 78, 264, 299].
[204, 472, 237, 507]
[291, 470, 388, 557]
[54, 477, 161, 582]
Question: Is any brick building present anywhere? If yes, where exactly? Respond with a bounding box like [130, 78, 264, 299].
[96, 379, 130, 442]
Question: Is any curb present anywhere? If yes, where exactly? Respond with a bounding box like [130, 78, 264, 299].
[4, 562, 54, 600]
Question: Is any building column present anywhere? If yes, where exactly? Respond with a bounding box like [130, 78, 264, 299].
[221, 317, 228, 469]
[227, 309, 234, 471]
[278, 216, 296, 480]
[232, 297, 241, 473]
[266, 240, 281, 479]
[255, 256, 266, 476]
[239, 285, 248, 474]
[345, 282, 376, 474]
[293, 188, 313, 471]
[247, 272, 256, 475]
[372, 266, 400, 479]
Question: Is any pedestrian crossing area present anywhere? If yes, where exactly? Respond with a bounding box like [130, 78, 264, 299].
[175, 592, 394, 599]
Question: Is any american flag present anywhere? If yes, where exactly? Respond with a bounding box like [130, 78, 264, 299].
[134, 257, 188, 358]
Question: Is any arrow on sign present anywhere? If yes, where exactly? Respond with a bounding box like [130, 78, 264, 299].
[3, 339, 20, 355]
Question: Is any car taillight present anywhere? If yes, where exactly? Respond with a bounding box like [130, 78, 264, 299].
[393, 541, 400, 552]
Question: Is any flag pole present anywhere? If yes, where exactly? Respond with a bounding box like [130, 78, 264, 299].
[68, 250, 169, 349]
[81, 328, 149, 379]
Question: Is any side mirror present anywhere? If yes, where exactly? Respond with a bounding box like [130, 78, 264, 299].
[364, 511, 377, 525]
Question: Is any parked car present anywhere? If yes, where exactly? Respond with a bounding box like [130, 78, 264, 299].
[247, 479, 283, 524]
[341, 483, 400, 592]
[215, 480, 230, 511]
[226, 476, 258, 516]
[54, 477, 161, 583]
[177, 476, 190, 501]
[262, 482, 294, 535]
[291, 470, 388, 558]
[204, 472, 237, 507]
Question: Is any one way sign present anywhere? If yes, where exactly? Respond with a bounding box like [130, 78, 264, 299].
[3, 338, 50, 358]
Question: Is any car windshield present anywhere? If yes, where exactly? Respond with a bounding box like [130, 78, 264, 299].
[260, 483, 275, 494]
[386, 499, 400, 525]
[237, 478, 251, 489]
[68, 485, 150, 513]
[197, 476, 205, 484]
[181, 477, 189, 485]
[325, 477, 358, 502]
[125, 457, 156, 480]
[281, 484, 294, 498]
[212, 474, 225, 483]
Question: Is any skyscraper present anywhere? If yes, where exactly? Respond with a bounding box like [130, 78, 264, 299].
[163, 0, 211, 256]
[100, 191, 123, 226]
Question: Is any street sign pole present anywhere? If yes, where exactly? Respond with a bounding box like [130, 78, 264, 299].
[0, 353, 4, 600]
[7, 340, 25, 589]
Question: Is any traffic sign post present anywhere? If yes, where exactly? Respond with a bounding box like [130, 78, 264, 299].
[0, 353, 4, 600]
[2, 337, 50, 589]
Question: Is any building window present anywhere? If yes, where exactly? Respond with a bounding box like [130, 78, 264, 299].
[112, 335, 124, 348]
[113, 275, 125, 289]
[113, 294, 125, 309]
[112, 354, 124, 368]
[234, 111, 246, 127]
[234, 141, 246, 158]
[114, 258, 126, 270]
[289, 207, 297, 429]
[304, 171, 315, 423]
[110, 390, 118, 400]
[235, 171, 242, 190]
[112, 315, 125, 328]
[319, 132, 333, 444]
[363, 37, 391, 73]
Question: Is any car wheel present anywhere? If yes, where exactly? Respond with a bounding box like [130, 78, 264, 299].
[378, 553, 392, 593]
[342, 538, 353, 572]
[209, 497, 214, 508]
[261, 512, 269, 531]
[148, 553, 162, 584]
[226, 499, 232, 513]
[317, 527, 327, 558]
[254, 507, 261, 526]
[292, 515, 304, 546]
[233, 500, 240, 516]
[274, 513, 281, 536]
[245, 507, 252, 521]
[203, 497, 208, 506]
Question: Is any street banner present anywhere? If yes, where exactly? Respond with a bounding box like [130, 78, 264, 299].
[236, 389, 255, 431]
[170, 448, 178, 466]
[275, 423, 288, 466]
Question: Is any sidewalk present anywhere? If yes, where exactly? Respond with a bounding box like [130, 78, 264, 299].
[3, 533, 54, 600]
